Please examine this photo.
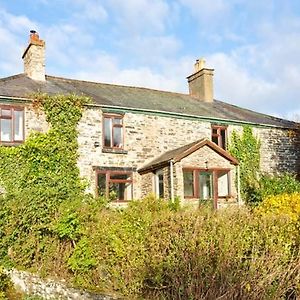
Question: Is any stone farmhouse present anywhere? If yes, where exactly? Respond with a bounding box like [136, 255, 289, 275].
[0, 31, 299, 208]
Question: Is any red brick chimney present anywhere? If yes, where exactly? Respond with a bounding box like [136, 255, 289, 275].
[22, 30, 45, 81]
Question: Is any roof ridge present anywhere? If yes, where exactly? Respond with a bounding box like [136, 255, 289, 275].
[0, 73, 26, 82]
[46, 74, 190, 97]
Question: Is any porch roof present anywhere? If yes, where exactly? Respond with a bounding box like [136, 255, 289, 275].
[138, 138, 239, 174]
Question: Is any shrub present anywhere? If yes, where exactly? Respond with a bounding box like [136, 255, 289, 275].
[0, 266, 11, 300]
[228, 126, 261, 205]
[257, 192, 300, 223]
[259, 173, 300, 199]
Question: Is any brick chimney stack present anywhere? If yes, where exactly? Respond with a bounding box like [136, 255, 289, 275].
[22, 30, 45, 81]
[187, 58, 214, 102]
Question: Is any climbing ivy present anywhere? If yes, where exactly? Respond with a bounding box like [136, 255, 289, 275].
[0, 93, 90, 266]
[228, 126, 261, 205]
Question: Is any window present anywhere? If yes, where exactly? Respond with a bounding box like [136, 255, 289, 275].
[199, 171, 213, 200]
[0, 106, 24, 143]
[217, 171, 230, 197]
[211, 125, 227, 149]
[97, 170, 132, 201]
[155, 170, 164, 198]
[183, 169, 230, 200]
[103, 114, 124, 148]
[183, 170, 194, 197]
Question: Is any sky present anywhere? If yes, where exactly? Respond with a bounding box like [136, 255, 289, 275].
[0, 1, 300, 120]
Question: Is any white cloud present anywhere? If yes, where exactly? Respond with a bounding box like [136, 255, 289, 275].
[70, 0, 108, 22]
[179, 0, 229, 19]
[106, 0, 171, 34]
[0, 9, 38, 76]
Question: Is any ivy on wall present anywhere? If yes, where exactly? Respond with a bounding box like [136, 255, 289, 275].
[228, 126, 261, 205]
[0, 93, 90, 266]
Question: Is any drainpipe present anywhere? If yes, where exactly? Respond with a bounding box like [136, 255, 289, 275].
[170, 160, 174, 201]
[237, 165, 241, 206]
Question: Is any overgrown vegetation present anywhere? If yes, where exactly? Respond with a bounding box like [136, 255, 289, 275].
[0, 95, 299, 299]
[229, 126, 300, 205]
[0, 93, 90, 267]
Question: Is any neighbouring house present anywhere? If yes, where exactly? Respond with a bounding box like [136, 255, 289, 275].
[0, 31, 299, 208]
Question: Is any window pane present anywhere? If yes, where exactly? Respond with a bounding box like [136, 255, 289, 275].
[110, 173, 130, 180]
[218, 172, 229, 197]
[1, 109, 11, 117]
[212, 128, 217, 134]
[104, 118, 112, 147]
[113, 118, 122, 125]
[199, 172, 213, 200]
[221, 129, 226, 149]
[97, 173, 106, 197]
[212, 136, 218, 145]
[158, 173, 164, 198]
[14, 110, 24, 141]
[183, 171, 194, 197]
[1, 119, 12, 141]
[109, 182, 132, 201]
[113, 126, 122, 148]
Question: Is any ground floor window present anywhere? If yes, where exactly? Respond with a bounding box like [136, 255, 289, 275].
[155, 170, 164, 198]
[183, 168, 231, 200]
[97, 170, 133, 201]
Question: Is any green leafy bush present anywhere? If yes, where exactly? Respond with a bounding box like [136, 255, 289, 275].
[0, 94, 90, 267]
[0, 266, 11, 300]
[229, 126, 300, 206]
[229, 126, 261, 205]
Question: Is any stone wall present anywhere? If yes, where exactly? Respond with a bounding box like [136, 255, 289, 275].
[77, 110, 212, 197]
[5, 102, 300, 200]
[7, 269, 119, 300]
[227, 125, 300, 174]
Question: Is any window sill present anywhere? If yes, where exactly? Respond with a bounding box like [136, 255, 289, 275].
[102, 148, 128, 154]
[0, 142, 23, 147]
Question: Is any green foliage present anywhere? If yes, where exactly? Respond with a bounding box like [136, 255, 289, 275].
[229, 126, 261, 205]
[68, 237, 97, 274]
[258, 173, 300, 200]
[0, 93, 90, 266]
[0, 266, 10, 299]
[55, 212, 82, 242]
[229, 126, 300, 206]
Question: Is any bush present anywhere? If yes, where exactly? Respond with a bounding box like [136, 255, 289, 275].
[1, 196, 300, 299]
[0, 266, 11, 300]
[259, 173, 300, 199]
[257, 192, 300, 223]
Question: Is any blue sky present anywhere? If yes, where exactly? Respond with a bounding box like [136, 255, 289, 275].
[0, 1, 300, 119]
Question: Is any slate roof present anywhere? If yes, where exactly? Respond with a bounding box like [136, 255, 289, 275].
[0, 73, 297, 129]
[138, 138, 239, 174]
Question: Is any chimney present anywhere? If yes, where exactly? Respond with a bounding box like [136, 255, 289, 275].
[187, 58, 214, 102]
[22, 30, 45, 81]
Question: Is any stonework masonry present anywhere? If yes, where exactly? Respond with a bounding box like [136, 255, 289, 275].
[11, 104, 300, 200]
[7, 269, 119, 300]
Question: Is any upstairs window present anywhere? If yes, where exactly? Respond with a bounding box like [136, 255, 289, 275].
[0, 106, 24, 143]
[97, 170, 132, 201]
[103, 114, 124, 149]
[212, 125, 227, 149]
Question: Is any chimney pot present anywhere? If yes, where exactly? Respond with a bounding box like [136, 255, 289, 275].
[22, 31, 46, 81]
